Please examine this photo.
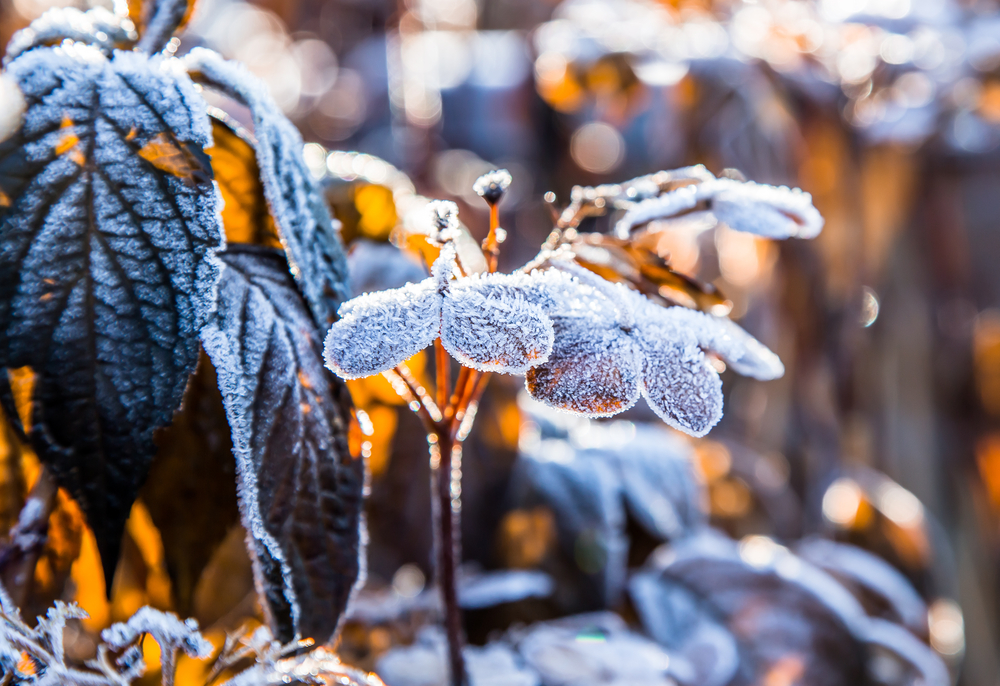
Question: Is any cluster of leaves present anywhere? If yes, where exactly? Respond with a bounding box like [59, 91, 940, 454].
[0, 0, 362, 665]
[324, 166, 812, 437]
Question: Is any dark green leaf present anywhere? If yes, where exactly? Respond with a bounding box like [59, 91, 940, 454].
[0, 44, 222, 589]
[201, 246, 364, 644]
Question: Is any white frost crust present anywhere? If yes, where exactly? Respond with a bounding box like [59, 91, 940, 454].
[614, 178, 823, 240]
[636, 317, 723, 436]
[324, 279, 441, 379]
[711, 180, 824, 239]
[443, 273, 555, 374]
[182, 48, 350, 322]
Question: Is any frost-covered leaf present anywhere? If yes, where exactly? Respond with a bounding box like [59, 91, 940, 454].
[375, 626, 538, 686]
[143, 354, 240, 614]
[201, 246, 365, 644]
[102, 606, 212, 658]
[637, 319, 723, 437]
[325, 279, 441, 380]
[185, 48, 350, 326]
[206, 110, 282, 248]
[3, 7, 137, 64]
[0, 44, 222, 585]
[514, 613, 675, 686]
[442, 273, 554, 374]
[711, 180, 823, 239]
[631, 533, 867, 686]
[628, 573, 739, 686]
[524, 268, 776, 436]
[326, 255, 556, 379]
[614, 178, 823, 240]
[458, 569, 555, 609]
[525, 316, 641, 417]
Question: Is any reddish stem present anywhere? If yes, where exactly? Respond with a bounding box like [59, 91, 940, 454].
[432, 431, 465, 686]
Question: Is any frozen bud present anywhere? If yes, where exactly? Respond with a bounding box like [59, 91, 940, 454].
[495, 227, 508, 244]
[427, 199, 461, 240]
[473, 168, 512, 204]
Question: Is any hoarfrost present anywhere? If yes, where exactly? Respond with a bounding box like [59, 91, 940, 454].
[442, 273, 554, 374]
[325, 279, 442, 379]
[327, 239, 781, 436]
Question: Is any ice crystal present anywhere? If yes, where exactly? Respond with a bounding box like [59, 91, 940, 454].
[0, 600, 212, 685]
[325, 249, 554, 378]
[426, 199, 461, 240]
[614, 178, 823, 240]
[525, 263, 782, 437]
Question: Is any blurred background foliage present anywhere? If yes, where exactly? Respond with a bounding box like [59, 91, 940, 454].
[2, 0, 1000, 683]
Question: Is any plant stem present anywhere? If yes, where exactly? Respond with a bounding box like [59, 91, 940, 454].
[435, 340, 450, 411]
[484, 204, 500, 273]
[431, 430, 464, 686]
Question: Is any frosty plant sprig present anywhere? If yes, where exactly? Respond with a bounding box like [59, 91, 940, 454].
[323, 166, 824, 685]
